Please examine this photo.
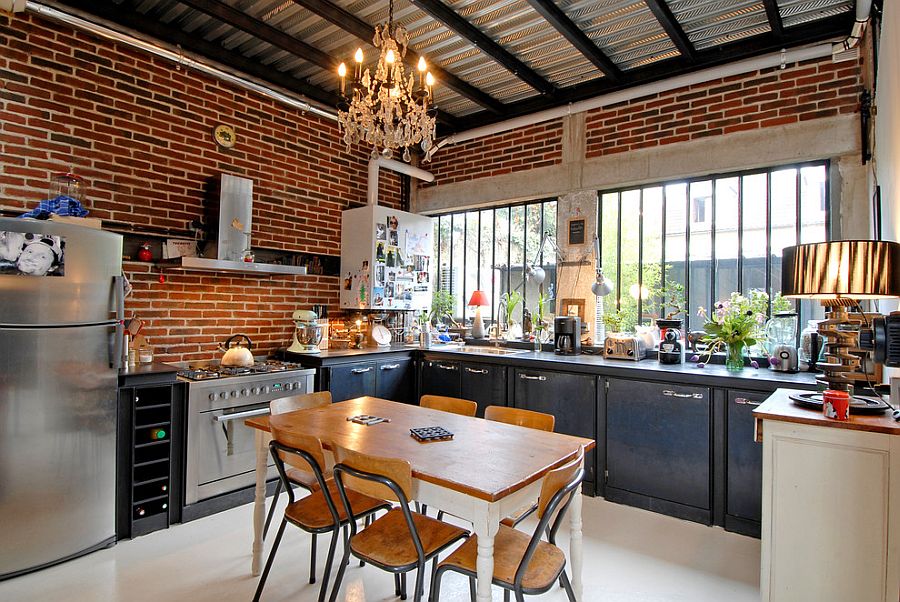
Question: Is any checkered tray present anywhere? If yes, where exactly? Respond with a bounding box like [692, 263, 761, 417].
[409, 426, 454, 442]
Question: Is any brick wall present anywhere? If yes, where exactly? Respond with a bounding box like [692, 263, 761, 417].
[422, 119, 563, 186]
[0, 13, 401, 362]
[585, 57, 861, 158]
[423, 56, 860, 185]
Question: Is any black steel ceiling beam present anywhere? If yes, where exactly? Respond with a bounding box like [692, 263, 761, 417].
[761, 0, 785, 39]
[58, 0, 341, 108]
[407, 0, 558, 97]
[176, 0, 338, 71]
[645, 0, 697, 62]
[525, 0, 622, 81]
[455, 12, 853, 131]
[290, 0, 506, 114]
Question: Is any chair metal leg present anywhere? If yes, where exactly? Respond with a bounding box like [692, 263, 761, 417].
[395, 573, 402, 596]
[420, 503, 428, 516]
[559, 569, 576, 602]
[253, 519, 287, 602]
[317, 528, 342, 602]
[514, 589, 525, 602]
[503, 589, 510, 602]
[400, 571, 407, 600]
[327, 526, 350, 602]
[430, 557, 438, 594]
[309, 533, 317, 584]
[436, 510, 444, 521]
[263, 479, 282, 538]
[467, 576, 476, 602]
[413, 566, 425, 602]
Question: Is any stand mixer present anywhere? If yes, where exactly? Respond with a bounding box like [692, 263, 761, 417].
[288, 310, 323, 354]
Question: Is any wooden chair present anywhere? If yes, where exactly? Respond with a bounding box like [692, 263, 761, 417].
[263, 390, 333, 585]
[254, 426, 391, 602]
[420, 394, 478, 417]
[430, 447, 585, 602]
[484, 406, 555, 433]
[328, 444, 470, 602]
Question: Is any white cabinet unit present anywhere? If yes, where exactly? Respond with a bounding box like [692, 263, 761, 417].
[757, 391, 900, 602]
[340, 204, 433, 311]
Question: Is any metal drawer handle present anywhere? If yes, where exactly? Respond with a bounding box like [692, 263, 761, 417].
[465, 367, 488, 374]
[380, 364, 400, 370]
[734, 397, 762, 406]
[520, 374, 547, 381]
[213, 407, 270, 422]
[437, 364, 457, 371]
[351, 367, 373, 374]
[663, 389, 703, 399]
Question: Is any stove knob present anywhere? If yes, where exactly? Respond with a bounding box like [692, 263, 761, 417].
[285, 383, 294, 391]
[218, 391, 228, 400]
[230, 390, 238, 398]
[292, 382, 301, 392]
[251, 387, 260, 395]
[241, 388, 250, 397]
[209, 393, 217, 401]
[262, 386, 270, 394]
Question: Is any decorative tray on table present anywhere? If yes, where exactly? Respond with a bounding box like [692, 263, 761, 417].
[410, 426, 454, 442]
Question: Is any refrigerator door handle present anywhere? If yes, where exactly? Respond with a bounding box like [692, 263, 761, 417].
[112, 275, 124, 370]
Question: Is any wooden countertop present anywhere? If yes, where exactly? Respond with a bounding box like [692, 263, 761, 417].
[754, 388, 900, 438]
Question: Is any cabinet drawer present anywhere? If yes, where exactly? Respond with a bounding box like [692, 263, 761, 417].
[329, 362, 376, 402]
[606, 379, 711, 511]
[726, 389, 768, 532]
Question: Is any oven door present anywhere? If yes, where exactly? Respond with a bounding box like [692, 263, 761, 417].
[186, 401, 277, 504]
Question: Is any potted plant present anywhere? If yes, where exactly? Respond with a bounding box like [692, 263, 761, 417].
[656, 280, 687, 339]
[430, 290, 458, 327]
[532, 291, 550, 350]
[500, 291, 523, 341]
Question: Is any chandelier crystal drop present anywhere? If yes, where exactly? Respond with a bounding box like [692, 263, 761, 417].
[336, 0, 437, 161]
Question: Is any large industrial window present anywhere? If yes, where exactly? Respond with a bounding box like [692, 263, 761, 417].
[597, 161, 829, 337]
[432, 199, 558, 324]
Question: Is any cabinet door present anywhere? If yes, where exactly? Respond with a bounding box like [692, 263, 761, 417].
[606, 379, 711, 510]
[376, 359, 413, 404]
[419, 360, 461, 399]
[726, 389, 768, 528]
[460, 362, 507, 417]
[329, 362, 376, 402]
[513, 368, 596, 485]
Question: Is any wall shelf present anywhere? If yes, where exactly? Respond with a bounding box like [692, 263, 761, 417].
[158, 256, 308, 275]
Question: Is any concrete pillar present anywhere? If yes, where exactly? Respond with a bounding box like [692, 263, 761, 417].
[555, 190, 599, 342]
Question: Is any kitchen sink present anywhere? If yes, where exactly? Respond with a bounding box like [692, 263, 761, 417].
[452, 346, 528, 355]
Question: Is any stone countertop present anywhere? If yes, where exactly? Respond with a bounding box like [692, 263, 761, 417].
[754, 388, 900, 436]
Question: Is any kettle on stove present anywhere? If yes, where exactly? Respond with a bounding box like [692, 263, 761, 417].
[219, 334, 255, 367]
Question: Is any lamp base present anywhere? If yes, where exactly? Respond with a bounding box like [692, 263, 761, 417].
[471, 309, 485, 339]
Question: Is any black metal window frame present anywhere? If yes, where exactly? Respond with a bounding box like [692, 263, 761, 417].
[597, 160, 831, 334]
[432, 198, 558, 324]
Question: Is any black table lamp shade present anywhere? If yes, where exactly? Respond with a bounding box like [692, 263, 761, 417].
[781, 240, 900, 299]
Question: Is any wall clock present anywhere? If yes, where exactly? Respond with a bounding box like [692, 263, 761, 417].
[213, 124, 236, 148]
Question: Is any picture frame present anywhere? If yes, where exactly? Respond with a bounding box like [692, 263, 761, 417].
[559, 298, 585, 322]
[567, 218, 586, 246]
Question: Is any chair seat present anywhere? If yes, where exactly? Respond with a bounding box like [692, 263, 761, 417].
[285, 467, 328, 491]
[284, 480, 389, 532]
[437, 524, 567, 591]
[350, 508, 469, 568]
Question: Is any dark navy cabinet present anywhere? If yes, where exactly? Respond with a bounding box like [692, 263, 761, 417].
[513, 368, 597, 492]
[375, 358, 414, 404]
[605, 378, 712, 524]
[329, 361, 376, 402]
[460, 362, 507, 416]
[420, 359, 461, 398]
[725, 389, 767, 537]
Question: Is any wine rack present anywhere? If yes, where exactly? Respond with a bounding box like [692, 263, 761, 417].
[117, 368, 184, 539]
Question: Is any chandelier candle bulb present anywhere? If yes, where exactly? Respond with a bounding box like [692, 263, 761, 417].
[338, 62, 347, 95]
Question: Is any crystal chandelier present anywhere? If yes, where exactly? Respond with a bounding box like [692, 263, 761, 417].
[337, 0, 437, 162]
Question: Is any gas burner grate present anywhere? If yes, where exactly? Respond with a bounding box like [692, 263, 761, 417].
[178, 360, 306, 380]
[177, 369, 221, 381]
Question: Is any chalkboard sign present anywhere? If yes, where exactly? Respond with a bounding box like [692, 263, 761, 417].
[568, 218, 586, 246]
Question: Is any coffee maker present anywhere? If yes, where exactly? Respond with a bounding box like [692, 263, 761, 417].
[554, 316, 581, 355]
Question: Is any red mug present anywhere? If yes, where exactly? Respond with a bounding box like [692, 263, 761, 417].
[822, 389, 850, 421]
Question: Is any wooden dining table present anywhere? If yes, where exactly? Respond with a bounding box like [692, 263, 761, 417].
[245, 396, 594, 602]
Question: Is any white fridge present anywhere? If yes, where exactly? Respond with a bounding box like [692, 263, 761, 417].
[340, 205, 433, 311]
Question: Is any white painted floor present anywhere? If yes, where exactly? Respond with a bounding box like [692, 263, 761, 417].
[0, 496, 760, 602]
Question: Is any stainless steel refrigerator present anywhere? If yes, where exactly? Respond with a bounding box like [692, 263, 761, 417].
[0, 217, 123, 579]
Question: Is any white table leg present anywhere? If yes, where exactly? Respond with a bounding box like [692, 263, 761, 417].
[569, 488, 584, 600]
[471, 504, 500, 602]
[251, 429, 268, 576]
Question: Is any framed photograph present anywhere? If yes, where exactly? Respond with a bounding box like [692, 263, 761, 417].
[560, 298, 585, 322]
[0, 231, 66, 277]
[567, 218, 586, 246]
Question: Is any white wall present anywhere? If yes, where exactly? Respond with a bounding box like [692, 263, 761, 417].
[876, 1, 900, 244]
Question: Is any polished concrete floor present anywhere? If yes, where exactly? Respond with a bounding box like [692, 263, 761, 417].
[0, 495, 761, 602]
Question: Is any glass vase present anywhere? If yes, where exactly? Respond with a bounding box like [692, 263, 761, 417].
[725, 341, 746, 372]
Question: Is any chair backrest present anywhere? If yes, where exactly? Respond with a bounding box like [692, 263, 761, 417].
[270, 390, 332, 415]
[269, 425, 331, 500]
[484, 405, 555, 432]
[420, 394, 478, 417]
[515, 446, 585, 589]
[332, 444, 413, 503]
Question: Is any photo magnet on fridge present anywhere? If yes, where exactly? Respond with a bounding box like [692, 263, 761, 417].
[0, 231, 66, 277]
[375, 223, 387, 240]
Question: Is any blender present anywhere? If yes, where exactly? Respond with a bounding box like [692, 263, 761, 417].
[766, 311, 799, 372]
[288, 310, 323, 354]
